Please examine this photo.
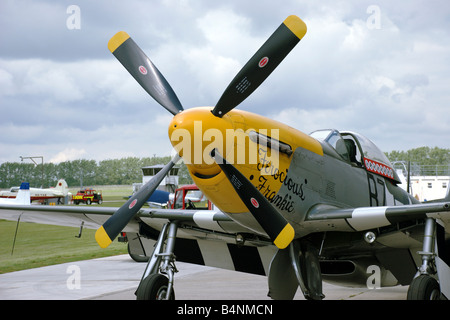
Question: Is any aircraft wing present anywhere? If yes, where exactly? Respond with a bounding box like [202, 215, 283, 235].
[2, 199, 450, 246]
[2, 199, 450, 237]
[305, 201, 450, 233]
[0, 204, 248, 238]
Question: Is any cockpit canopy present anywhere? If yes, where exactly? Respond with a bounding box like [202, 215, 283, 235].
[310, 129, 401, 183]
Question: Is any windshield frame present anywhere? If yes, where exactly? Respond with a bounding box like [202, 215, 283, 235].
[310, 129, 401, 183]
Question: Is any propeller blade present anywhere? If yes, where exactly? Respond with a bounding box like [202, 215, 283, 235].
[108, 31, 184, 115]
[211, 15, 307, 118]
[95, 154, 181, 248]
[211, 149, 294, 249]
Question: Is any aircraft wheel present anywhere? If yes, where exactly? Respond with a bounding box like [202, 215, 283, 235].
[136, 274, 175, 300]
[407, 275, 440, 300]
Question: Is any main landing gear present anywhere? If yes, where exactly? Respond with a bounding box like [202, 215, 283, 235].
[407, 218, 442, 300]
[268, 239, 325, 300]
[136, 222, 178, 300]
[134, 219, 446, 300]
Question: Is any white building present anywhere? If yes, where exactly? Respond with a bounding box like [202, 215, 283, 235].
[410, 176, 449, 202]
[395, 168, 449, 201]
[132, 165, 180, 194]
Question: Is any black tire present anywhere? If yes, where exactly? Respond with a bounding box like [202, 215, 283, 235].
[407, 275, 440, 300]
[86, 199, 91, 205]
[136, 274, 175, 300]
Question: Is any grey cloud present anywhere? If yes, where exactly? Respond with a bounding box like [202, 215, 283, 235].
[1, 0, 450, 164]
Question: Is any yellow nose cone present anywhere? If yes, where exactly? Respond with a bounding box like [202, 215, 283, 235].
[169, 107, 235, 177]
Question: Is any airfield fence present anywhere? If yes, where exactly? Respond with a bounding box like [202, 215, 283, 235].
[393, 163, 450, 176]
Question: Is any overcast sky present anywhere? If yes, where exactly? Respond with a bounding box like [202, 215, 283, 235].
[1, 0, 449, 165]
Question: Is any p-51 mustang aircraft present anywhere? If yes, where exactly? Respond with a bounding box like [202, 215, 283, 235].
[1, 15, 450, 300]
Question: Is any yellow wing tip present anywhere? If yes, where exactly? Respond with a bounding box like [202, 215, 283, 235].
[273, 223, 295, 249]
[108, 31, 130, 53]
[284, 15, 307, 40]
[95, 226, 112, 249]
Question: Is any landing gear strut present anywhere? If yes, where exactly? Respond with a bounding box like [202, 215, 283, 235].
[136, 222, 178, 300]
[407, 218, 441, 300]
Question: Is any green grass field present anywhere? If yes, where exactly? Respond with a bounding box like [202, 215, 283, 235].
[0, 185, 134, 274]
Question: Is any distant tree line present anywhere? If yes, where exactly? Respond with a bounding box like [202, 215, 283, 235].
[385, 146, 450, 166]
[2, 147, 449, 189]
[0, 156, 193, 189]
[385, 146, 450, 175]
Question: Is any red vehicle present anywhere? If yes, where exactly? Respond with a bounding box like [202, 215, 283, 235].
[72, 188, 103, 205]
[168, 184, 212, 210]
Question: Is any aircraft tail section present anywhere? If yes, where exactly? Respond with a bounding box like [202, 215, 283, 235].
[0, 182, 31, 205]
[54, 179, 69, 196]
[16, 182, 31, 204]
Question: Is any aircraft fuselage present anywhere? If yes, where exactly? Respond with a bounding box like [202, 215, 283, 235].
[169, 106, 417, 238]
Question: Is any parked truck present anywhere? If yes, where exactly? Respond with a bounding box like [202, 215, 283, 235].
[72, 188, 103, 205]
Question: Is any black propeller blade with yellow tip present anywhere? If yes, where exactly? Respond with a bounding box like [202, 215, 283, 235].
[211, 149, 295, 249]
[95, 154, 180, 248]
[211, 15, 307, 118]
[108, 31, 184, 115]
